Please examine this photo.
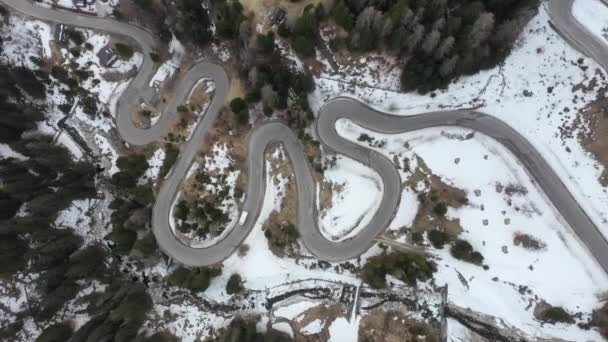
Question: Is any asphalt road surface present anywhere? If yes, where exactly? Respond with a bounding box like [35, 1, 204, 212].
[4, 0, 607, 272]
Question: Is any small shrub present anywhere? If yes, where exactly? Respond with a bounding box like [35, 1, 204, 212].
[229, 97, 247, 113]
[357, 133, 373, 143]
[411, 231, 423, 245]
[114, 43, 134, 60]
[168, 266, 221, 292]
[134, 233, 157, 257]
[540, 306, 574, 324]
[433, 203, 448, 216]
[592, 302, 608, 338]
[428, 230, 449, 249]
[80, 96, 98, 116]
[451, 239, 484, 265]
[150, 52, 161, 63]
[226, 273, 244, 295]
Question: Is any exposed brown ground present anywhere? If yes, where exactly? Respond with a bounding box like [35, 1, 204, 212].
[358, 309, 440, 342]
[278, 303, 346, 342]
[573, 86, 608, 185]
[403, 156, 468, 238]
[263, 145, 299, 257]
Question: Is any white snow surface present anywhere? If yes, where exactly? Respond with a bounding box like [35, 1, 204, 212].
[0, 144, 28, 160]
[272, 322, 294, 338]
[388, 187, 418, 230]
[311, 6, 608, 243]
[337, 119, 608, 341]
[573, 0, 608, 45]
[145, 148, 166, 182]
[319, 156, 383, 241]
[328, 317, 359, 342]
[274, 300, 317, 321]
[1, 17, 51, 69]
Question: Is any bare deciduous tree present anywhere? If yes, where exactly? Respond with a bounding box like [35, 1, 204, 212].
[406, 23, 425, 52]
[422, 29, 441, 54]
[469, 12, 495, 48]
[435, 36, 455, 60]
[439, 55, 459, 77]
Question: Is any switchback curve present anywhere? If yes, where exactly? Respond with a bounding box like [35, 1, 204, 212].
[3, 0, 607, 272]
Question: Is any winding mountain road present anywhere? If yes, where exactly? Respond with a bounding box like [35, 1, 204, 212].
[4, 0, 608, 272]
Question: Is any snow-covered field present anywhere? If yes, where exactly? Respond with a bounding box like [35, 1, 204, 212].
[573, 0, 608, 44]
[311, 5, 608, 243]
[35, 0, 118, 16]
[319, 156, 383, 241]
[337, 119, 608, 340]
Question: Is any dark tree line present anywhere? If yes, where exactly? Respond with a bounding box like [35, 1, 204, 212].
[332, 0, 539, 92]
[106, 154, 157, 257]
[0, 40, 170, 339]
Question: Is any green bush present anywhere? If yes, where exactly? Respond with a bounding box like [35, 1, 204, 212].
[451, 239, 484, 265]
[149, 52, 161, 63]
[35, 322, 73, 342]
[226, 273, 244, 295]
[114, 43, 134, 60]
[111, 154, 149, 188]
[133, 233, 157, 257]
[168, 266, 222, 292]
[428, 230, 449, 249]
[159, 143, 179, 178]
[178, 0, 212, 47]
[540, 306, 574, 324]
[411, 231, 423, 244]
[332, 0, 353, 31]
[362, 252, 436, 289]
[256, 32, 275, 54]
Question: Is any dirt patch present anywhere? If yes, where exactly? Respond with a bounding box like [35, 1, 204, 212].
[262, 145, 299, 257]
[284, 303, 346, 341]
[403, 156, 468, 238]
[513, 232, 546, 251]
[49, 41, 65, 65]
[358, 309, 440, 342]
[225, 78, 245, 105]
[572, 86, 608, 186]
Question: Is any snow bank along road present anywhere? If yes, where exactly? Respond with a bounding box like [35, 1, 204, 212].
[5, 0, 608, 272]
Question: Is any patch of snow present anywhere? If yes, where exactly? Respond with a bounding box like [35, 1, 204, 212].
[145, 148, 166, 182]
[339, 120, 608, 341]
[0, 143, 28, 160]
[272, 322, 293, 338]
[55, 131, 84, 159]
[94, 134, 119, 175]
[388, 187, 418, 230]
[301, 319, 324, 335]
[573, 0, 608, 44]
[319, 156, 383, 241]
[1, 17, 51, 69]
[328, 317, 359, 342]
[149, 35, 185, 87]
[274, 300, 317, 321]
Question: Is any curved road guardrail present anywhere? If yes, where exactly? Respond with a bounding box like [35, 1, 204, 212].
[4, 0, 607, 272]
